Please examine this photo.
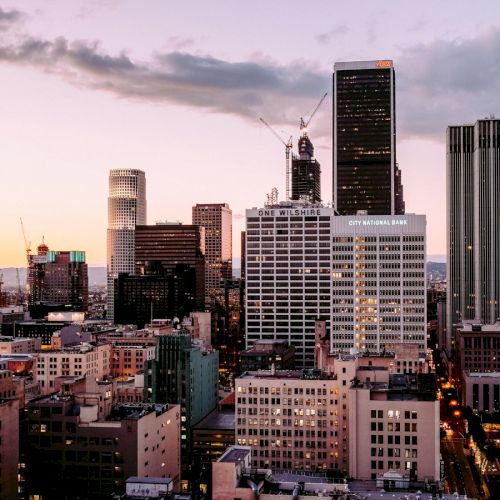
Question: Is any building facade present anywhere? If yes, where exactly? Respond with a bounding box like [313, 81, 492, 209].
[333, 60, 404, 215]
[245, 205, 426, 367]
[22, 387, 180, 498]
[192, 203, 232, 301]
[0, 392, 19, 500]
[35, 342, 111, 394]
[135, 223, 206, 312]
[107, 169, 147, 321]
[447, 119, 500, 343]
[28, 245, 89, 311]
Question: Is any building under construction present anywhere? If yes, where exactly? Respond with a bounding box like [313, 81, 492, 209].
[291, 133, 321, 203]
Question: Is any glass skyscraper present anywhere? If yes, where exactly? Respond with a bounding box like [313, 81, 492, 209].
[333, 60, 404, 215]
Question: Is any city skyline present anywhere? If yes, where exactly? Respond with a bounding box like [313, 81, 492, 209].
[1, 1, 500, 267]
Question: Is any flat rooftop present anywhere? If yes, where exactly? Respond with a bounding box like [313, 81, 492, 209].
[193, 409, 235, 431]
[127, 476, 172, 485]
[239, 369, 334, 380]
[219, 447, 250, 463]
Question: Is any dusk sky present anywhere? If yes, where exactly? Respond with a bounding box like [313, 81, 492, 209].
[1, 0, 499, 267]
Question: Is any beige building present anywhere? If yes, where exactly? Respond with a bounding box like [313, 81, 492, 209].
[349, 374, 440, 483]
[0, 335, 41, 354]
[236, 369, 350, 473]
[35, 342, 111, 394]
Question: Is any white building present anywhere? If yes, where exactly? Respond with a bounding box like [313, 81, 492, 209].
[330, 214, 426, 354]
[245, 204, 426, 367]
[107, 169, 147, 321]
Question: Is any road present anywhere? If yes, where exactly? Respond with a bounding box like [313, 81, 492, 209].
[441, 431, 481, 498]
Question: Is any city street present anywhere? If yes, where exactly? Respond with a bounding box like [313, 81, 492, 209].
[441, 431, 480, 498]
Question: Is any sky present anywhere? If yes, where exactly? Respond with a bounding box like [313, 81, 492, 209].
[1, 0, 499, 267]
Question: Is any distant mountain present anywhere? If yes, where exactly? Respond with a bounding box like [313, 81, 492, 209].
[0, 267, 107, 288]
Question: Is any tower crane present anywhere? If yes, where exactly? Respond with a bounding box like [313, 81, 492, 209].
[299, 92, 328, 136]
[259, 117, 294, 201]
[20, 218, 31, 264]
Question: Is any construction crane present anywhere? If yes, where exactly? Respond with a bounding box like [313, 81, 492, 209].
[20, 217, 31, 264]
[299, 92, 328, 136]
[259, 117, 294, 201]
[15, 268, 23, 306]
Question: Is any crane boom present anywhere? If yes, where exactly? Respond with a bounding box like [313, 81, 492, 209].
[20, 217, 31, 263]
[259, 117, 293, 201]
[300, 92, 328, 134]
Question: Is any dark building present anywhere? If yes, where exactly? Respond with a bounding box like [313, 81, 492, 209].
[333, 60, 404, 215]
[135, 224, 205, 311]
[21, 382, 180, 499]
[192, 405, 235, 497]
[114, 264, 198, 328]
[1, 321, 68, 346]
[240, 339, 295, 372]
[291, 134, 321, 203]
[28, 244, 89, 311]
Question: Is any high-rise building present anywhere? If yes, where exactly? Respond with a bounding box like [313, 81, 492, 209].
[447, 119, 500, 340]
[291, 134, 321, 203]
[28, 244, 88, 311]
[192, 203, 232, 301]
[144, 331, 219, 484]
[245, 204, 426, 367]
[333, 60, 404, 215]
[107, 169, 146, 321]
[134, 223, 206, 311]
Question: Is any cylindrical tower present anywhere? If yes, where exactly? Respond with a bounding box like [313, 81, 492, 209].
[107, 169, 146, 321]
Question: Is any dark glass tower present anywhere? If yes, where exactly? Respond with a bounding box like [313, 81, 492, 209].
[333, 60, 404, 215]
[291, 134, 321, 203]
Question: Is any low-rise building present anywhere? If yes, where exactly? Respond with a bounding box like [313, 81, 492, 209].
[348, 373, 439, 483]
[240, 339, 295, 372]
[0, 335, 41, 354]
[0, 395, 19, 499]
[35, 342, 111, 394]
[22, 379, 181, 498]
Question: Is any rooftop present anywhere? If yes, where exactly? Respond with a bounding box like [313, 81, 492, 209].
[126, 476, 173, 485]
[219, 446, 251, 463]
[193, 409, 235, 431]
[239, 369, 334, 381]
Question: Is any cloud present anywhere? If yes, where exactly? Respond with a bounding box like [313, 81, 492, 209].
[316, 25, 350, 44]
[0, 7, 25, 30]
[166, 36, 195, 50]
[397, 27, 500, 139]
[0, 35, 330, 133]
[1, 25, 499, 143]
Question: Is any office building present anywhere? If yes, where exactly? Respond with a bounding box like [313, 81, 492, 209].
[135, 223, 205, 311]
[144, 331, 219, 484]
[192, 203, 232, 301]
[329, 214, 426, 354]
[245, 204, 334, 367]
[22, 378, 180, 498]
[333, 60, 404, 215]
[349, 374, 440, 483]
[291, 134, 321, 203]
[107, 169, 147, 321]
[28, 244, 89, 311]
[447, 119, 500, 344]
[245, 205, 426, 366]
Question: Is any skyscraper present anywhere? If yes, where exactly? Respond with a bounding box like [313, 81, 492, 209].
[192, 203, 232, 301]
[291, 134, 321, 203]
[333, 60, 404, 215]
[447, 119, 500, 343]
[107, 169, 146, 321]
